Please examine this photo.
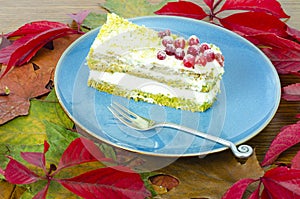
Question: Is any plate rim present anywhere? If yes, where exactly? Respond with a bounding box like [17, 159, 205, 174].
[54, 15, 281, 157]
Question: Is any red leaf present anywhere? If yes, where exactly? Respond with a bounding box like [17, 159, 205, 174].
[154, 1, 208, 20]
[219, 12, 288, 37]
[261, 167, 300, 198]
[20, 141, 50, 171]
[6, 20, 69, 37]
[56, 137, 110, 171]
[261, 121, 300, 166]
[291, 151, 300, 169]
[218, 0, 289, 18]
[282, 83, 300, 101]
[4, 157, 41, 184]
[57, 166, 151, 199]
[222, 178, 258, 199]
[248, 186, 261, 199]
[67, 10, 90, 25]
[203, 0, 214, 9]
[33, 182, 50, 199]
[0, 25, 77, 78]
[244, 33, 300, 75]
[287, 26, 300, 42]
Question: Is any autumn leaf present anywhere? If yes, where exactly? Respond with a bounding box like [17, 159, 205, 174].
[100, 0, 172, 18]
[282, 83, 300, 101]
[154, 1, 208, 20]
[219, 12, 289, 38]
[55, 137, 111, 172]
[0, 21, 78, 78]
[0, 90, 74, 172]
[4, 157, 42, 184]
[221, 178, 258, 199]
[217, 0, 289, 18]
[261, 167, 300, 198]
[0, 34, 80, 124]
[58, 166, 151, 199]
[0, 63, 51, 124]
[81, 13, 107, 32]
[291, 151, 300, 169]
[155, 151, 264, 198]
[261, 121, 300, 166]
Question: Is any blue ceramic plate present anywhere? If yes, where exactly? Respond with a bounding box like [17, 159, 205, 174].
[54, 16, 281, 157]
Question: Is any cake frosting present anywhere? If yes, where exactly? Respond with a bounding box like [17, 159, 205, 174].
[86, 13, 224, 112]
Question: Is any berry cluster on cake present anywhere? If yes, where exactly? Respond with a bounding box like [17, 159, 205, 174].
[86, 13, 224, 112]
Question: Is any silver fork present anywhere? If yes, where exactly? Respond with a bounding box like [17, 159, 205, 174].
[108, 102, 253, 158]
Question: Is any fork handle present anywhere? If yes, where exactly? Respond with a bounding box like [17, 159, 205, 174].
[157, 122, 253, 158]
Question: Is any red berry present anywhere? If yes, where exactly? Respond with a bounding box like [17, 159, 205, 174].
[204, 49, 215, 62]
[188, 35, 200, 46]
[183, 54, 195, 68]
[199, 43, 210, 53]
[157, 50, 167, 60]
[175, 48, 185, 60]
[187, 45, 200, 56]
[215, 53, 224, 66]
[174, 37, 186, 49]
[162, 36, 174, 47]
[165, 44, 176, 55]
[195, 55, 207, 66]
[158, 29, 171, 38]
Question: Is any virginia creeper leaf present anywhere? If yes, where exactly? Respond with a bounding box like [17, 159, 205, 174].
[222, 178, 258, 199]
[291, 151, 300, 169]
[57, 166, 151, 199]
[261, 167, 300, 198]
[0, 26, 77, 78]
[261, 121, 300, 166]
[5, 21, 70, 38]
[154, 1, 208, 20]
[245, 33, 300, 75]
[203, 0, 214, 10]
[282, 83, 300, 101]
[56, 137, 110, 172]
[5, 157, 41, 184]
[218, 0, 289, 18]
[287, 26, 300, 41]
[20, 140, 49, 170]
[219, 12, 288, 37]
[33, 181, 50, 199]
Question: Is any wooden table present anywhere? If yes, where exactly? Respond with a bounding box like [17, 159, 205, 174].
[0, 0, 299, 162]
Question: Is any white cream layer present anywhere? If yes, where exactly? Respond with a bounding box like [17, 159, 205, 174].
[89, 70, 220, 105]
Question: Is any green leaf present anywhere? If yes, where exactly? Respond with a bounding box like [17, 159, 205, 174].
[101, 0, 174, 18]
[81, 13, 107, 32]
[44, 121, 80, 165]
[0, 89, 74, 176]
[0, 89, 73, 146]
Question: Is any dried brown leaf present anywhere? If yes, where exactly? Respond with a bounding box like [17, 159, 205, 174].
[155, 151, 264, 199]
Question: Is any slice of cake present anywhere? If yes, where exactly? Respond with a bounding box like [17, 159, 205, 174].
[86, 13, 224, 112]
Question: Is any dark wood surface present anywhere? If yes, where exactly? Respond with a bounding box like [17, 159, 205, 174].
[0, 0, 299, 163]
